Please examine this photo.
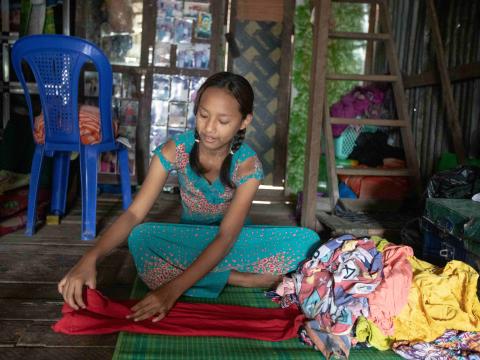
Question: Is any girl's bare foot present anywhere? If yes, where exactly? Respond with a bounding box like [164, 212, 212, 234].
[227, 270, 282, 288]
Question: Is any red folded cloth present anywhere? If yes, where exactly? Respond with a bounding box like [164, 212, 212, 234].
[52, 289, 305, 342]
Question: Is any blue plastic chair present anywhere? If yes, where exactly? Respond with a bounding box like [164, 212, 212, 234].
[11, 34, 132, 240]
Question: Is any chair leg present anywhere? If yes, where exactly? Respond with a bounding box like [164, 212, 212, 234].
[117, 147, 132, 210]
[79, 146, 98, 241]
[50, 151, 71, 216]
[26, 145, 45, 236]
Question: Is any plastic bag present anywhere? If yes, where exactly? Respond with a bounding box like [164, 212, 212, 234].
[427, 165, 480, 199]
[400, 217, 423, 256]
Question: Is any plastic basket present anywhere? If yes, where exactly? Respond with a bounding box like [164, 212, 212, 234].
[334, 125, 377, 160]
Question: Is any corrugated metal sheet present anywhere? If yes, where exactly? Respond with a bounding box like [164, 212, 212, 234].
[387, 0, 480, 180]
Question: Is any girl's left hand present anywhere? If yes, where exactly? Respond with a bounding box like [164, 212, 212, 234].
[127, 282, 181, 322]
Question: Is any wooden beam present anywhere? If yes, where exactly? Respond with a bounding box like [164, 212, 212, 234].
[336, 168, 410, 176]
[425, 0, 466, 163]
[404, 62, 480, 88]
[326, 74, 397, 81]
[236, 0, 283, 22]
[273, 0, 295, 186]
[301, 0, 331, 230]
[329, 31, 388, 40]
[330, 117, 407, 127]
[334, 0, 380, 3]
[210, 0, 226, 73]
[227, 0, 238, 71]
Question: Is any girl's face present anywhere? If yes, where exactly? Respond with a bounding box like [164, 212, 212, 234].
[196, 87, 252, 153]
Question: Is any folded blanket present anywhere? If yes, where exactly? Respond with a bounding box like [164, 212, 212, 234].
[34, 105, 119, 145]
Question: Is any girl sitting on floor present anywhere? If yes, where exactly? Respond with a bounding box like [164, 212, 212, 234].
[58, 72, 319, 322]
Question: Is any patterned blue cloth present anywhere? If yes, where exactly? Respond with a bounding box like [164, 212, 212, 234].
[129, 223, 320, 298]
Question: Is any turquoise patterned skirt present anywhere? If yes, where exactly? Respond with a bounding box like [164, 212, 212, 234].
[128, 223, 320, 298]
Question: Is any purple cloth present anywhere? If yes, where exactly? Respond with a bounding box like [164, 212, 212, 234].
[393, 330, 480, 360]
[330, 85, 389, 137]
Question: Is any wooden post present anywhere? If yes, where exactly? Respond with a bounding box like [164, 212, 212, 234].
[425, 0, 466, 164]
[301, 0, 331, 229]
[273, 0, 295, 187]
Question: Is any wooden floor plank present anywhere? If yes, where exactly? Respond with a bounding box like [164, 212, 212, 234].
[0, 224, 85, 244]
[0, 284, 61, 300]
[0, 347, 114, 359]
[0, 320, 32, 347]
[0, 300, 62, 321]
[0, 248, 135, 284]
[250, 203, 297, 226]
[0, 253, 85, 283]
[0, 244, 91, 256]
[0, 283, 132, 300]
[17, 321, 116, 347]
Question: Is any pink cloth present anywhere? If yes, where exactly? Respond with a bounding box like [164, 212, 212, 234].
[367, 244, 413, 335]
[275, 278, 295, 297]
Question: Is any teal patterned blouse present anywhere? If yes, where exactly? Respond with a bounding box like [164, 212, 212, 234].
[153, 130, 264, 225]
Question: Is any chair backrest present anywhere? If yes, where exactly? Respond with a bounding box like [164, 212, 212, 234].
[11, 34, 115, 149]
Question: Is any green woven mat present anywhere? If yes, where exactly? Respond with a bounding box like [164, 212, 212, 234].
[113, 279, 401, 359]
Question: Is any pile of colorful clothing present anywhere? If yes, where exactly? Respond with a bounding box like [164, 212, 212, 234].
[269, 234, 480, 359]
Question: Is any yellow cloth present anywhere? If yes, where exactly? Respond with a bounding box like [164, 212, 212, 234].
[355, 316, 393, 350]
[0, 170, 30, 194]
[392, 257, 480, 342]
[370, 236, 390, 252]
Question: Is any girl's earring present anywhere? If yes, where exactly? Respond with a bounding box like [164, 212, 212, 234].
[194, 129, 200, 143]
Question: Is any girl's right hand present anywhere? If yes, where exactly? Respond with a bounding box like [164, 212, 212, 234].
[57, 254, 97, 310]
